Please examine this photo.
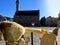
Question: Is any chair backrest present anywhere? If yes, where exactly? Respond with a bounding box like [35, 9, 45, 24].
[0, 21, 25, 41]
[40, 33, 56, 45]
[52, 27, 59, 36]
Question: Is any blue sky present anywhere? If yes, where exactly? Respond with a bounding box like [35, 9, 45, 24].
[0, 0, 60, 18]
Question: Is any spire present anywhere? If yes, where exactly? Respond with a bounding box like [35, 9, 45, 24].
[16, 0, 19, 12]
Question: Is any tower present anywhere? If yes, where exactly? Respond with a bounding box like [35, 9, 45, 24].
[16, 0, 19, 12]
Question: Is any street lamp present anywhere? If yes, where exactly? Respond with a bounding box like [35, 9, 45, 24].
[31, 22, 35, 45]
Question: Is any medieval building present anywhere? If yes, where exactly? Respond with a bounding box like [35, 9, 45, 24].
[13, 0, 40, 27]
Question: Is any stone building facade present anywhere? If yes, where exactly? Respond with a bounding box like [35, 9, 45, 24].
[13, 10, 40, 27]
[46, 16, 57, 27]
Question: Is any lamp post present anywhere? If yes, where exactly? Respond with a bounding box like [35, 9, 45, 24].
[31, 22, 35, 45]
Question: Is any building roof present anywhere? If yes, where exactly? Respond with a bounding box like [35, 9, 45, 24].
[15, 10, 39, 15]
